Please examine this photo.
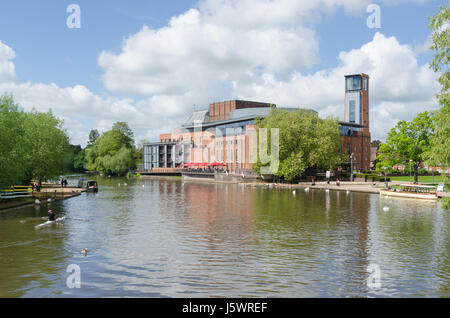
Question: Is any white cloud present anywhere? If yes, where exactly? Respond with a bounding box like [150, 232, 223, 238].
[0, 41, 17, 83]
[232, 32, 440, 140]
[0, 1, 441, 146]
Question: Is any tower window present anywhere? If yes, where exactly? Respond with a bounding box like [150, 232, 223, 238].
[349, 100, 356, 123]
[363, 77, 368, 91]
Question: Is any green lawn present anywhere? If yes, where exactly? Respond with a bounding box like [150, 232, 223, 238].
[389, 175, 447, 184]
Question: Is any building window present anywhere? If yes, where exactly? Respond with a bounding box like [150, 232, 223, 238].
[346, 76, 361, 91]
[349, 100, 356, 123]
[363, 77, 368, 91]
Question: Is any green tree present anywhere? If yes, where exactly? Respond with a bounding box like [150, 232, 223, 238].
[377, 112, 434, 183]
[73, 148, 87, 172]
[0, 95, 26, 187]
[112, 121, 134, 145]
[252, 109, 342, 181]
[85, 128, 135, 175]
[101, 146, 135, 176]
[88, 129, 100, 147]
[425, 5, 449, 184]
[21, 110, 71, 183]
[0, 95, 71, 186]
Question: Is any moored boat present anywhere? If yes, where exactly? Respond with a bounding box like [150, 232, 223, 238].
[86, 181, 98, 193]
[380, 184, 438, 200]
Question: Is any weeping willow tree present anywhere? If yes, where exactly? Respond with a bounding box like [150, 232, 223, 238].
[252, 108, 343, 182]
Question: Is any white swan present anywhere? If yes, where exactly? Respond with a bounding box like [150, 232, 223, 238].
[383, 206, 390, 212]
[35, 199, 41, 205]
[304, 187, 310, 191]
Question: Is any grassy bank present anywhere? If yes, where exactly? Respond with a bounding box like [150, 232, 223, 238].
[389, 175, 447, 184]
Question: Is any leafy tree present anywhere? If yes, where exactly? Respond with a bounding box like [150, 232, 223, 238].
[0, 95, 71, 186]
[252, 109, 342, 181]
[0, 95, 26, 187]
[425, 5, 449, 183]
[371, 140, 382, 149]
[73, 148, 87, 172]
[112, 121, 134, 145]
[88, 129, 100, 147]
[377, 112, 434, 183]
[21, 110, 71, 183]
[101, 146, 135, 176]
[85, 128, 135, 175]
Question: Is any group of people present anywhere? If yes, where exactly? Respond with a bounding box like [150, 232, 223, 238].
[32, 181, 42, 192]
[60, 178, 68, 188]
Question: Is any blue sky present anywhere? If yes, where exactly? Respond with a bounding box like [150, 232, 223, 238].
[0, 0, 446, 145]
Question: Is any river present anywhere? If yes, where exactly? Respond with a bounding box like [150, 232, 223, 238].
[0, 177, 448, 297]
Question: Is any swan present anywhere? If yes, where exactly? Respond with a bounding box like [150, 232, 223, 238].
[383, 206, 390, 212]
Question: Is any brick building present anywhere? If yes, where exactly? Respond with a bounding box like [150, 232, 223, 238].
[144, 74, 371, 174]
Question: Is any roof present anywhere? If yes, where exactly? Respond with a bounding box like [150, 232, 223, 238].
[183, 110, 209, 126]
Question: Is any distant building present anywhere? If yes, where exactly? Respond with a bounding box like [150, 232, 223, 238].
[143, 74, 372, 174]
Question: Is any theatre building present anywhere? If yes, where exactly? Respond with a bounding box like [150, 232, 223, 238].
[143, 73, 371, 175]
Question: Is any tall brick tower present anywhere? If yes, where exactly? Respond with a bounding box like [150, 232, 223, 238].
[344, 74, 370, 133]
[343, 73, 371, 171]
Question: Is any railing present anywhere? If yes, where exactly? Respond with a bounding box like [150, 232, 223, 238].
[0, 185, 33, 198]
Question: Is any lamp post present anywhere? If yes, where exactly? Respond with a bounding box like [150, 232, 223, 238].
[383, 166, 388, 189]
[350, 153, 354, 182]
[409, 160, 412, 182]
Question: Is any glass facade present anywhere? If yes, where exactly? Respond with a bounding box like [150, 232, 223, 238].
[346, 75, 361, 91]
[339, 125, 361, 137]
[349, 100, 356, 123]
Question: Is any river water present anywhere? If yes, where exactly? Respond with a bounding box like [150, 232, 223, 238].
[0, 177, 448, 297]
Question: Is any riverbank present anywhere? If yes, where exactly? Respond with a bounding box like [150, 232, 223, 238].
[0, 185, 85, 212]
[242, 181, 382, 194]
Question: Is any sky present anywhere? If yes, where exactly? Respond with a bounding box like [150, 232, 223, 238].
[0, 0, 446, 147]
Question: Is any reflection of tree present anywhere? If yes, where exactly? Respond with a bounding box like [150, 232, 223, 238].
[0, 205, 68, 297]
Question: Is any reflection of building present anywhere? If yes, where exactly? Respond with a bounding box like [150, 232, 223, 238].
[143, 73, 371, 174]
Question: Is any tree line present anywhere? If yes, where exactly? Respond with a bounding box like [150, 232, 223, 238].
[0, 95, 71, 187]
[0, 95, 146, 187]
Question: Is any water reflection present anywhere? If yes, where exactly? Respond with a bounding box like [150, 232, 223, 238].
[0, 177, 448, 297]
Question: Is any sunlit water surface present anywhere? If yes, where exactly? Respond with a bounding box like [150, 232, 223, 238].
[0, 177, 448, 297]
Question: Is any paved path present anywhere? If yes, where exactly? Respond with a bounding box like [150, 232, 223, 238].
[243, 181, 449, 198]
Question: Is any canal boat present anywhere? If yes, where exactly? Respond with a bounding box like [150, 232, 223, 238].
[86, 181, 98, 193]
[379, 184, 438, 200]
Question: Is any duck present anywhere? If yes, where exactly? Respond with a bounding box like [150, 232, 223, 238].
[325, 188, 330, 193]
[383, 206, 390, 212]
[81, 248, 88, 256]
[47, 198, 53, 202]
[292, 190, 296, 195]
[304, 187, 310, 191]
[35, 199, 41, 205]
